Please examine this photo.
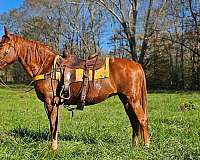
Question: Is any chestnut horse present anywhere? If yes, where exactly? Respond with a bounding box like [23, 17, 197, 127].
[0, 28, 149, 150]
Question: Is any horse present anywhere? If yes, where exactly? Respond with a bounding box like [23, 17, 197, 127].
[0, 27, 149, 150]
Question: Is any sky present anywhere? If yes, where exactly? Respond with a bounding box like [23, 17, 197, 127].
[0, 0, 23, 36]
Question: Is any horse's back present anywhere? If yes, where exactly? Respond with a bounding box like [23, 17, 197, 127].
[109, 57, 144, 80]
[109, 58, 145, 95]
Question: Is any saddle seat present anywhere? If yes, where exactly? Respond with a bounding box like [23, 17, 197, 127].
[68, 54, 105, 70]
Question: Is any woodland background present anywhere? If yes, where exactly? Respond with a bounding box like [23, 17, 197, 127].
[0, 0, 199, 90]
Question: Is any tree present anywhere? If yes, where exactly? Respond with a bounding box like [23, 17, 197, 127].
[97, 0, 138, 60]
[96, 0, 167, 65]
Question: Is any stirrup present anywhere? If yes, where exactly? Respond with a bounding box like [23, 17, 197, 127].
[60, 85, 71, 100]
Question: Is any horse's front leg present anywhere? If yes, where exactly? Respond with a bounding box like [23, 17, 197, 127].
[45, 98, 60, 151]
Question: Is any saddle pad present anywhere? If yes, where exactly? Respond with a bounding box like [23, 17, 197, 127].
[75, 57, 109, 81]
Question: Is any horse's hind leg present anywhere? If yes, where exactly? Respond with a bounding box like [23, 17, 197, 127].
[119, 94, 141, 147]
[128, 96, 149, 146]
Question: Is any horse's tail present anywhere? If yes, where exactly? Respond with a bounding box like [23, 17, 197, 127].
[141, 68, 148, 116]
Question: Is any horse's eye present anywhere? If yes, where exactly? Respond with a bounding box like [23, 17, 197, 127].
[5, 49, 9, 53]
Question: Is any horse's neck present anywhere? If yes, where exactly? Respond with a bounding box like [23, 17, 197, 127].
[16, 40, 56, 77]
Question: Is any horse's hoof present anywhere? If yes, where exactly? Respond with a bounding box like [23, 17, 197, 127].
[145, 140, 150, 148]
[132, 137, 139, 148]
[51, 141, 58, 151]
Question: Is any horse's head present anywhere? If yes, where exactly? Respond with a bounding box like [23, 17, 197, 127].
[0, 27, 18, 69]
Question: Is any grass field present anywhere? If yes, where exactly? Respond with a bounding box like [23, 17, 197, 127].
[0, 85, 199, 160]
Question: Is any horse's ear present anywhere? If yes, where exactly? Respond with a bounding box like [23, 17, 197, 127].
[4, 26, 10, 36]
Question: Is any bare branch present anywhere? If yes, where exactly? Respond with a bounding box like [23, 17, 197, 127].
[97, 0, 124, 25]
[162, 37, 200, 57]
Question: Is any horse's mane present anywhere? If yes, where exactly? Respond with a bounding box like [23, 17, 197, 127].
[11, 34, 58, 64]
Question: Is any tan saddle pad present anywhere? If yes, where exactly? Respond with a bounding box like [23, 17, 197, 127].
[72, 57, 110, 82]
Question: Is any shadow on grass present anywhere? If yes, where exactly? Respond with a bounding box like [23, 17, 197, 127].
[59, 134, 98, 144]
[10, 127, 50, 142]
[9, 127, 100, 144]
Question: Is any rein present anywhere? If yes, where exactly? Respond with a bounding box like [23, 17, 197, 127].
[0, 77, 10, 88]
[32, 55, 72, 104]
[33, 55, 62, 81]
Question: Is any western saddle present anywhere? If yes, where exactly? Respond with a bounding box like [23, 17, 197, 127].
[62, 54, 106, 110]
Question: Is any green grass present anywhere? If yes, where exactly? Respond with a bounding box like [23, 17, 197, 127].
[0, 85, 199, 159]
